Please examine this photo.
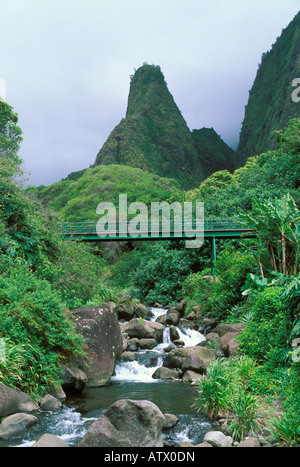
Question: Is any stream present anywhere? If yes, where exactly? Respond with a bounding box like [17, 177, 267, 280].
[1, 307, 212, 447]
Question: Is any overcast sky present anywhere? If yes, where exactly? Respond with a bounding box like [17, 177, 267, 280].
[1, 0, 299, 186]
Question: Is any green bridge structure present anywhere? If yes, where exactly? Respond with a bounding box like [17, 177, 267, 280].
[60, 219, 256, 274]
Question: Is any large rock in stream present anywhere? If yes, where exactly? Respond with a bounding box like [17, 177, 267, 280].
[0, 383, 38, 419]
[79, 399, 165, 447]
[72, 306, 123, 387]
[163, 346, 215, 374]
[121, 318, 164, 342]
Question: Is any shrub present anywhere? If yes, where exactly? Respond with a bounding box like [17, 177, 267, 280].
[229, 388, 257, 441]
[194, 356, 259, 440]
[238, 287, 289, 365]
[204, 248, 256, 320]
[269, 410, 300, 446]
[194, 359, 233, 419]
[0, 262, 84, 396]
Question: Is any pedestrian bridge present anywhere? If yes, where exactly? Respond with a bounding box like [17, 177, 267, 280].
[60, 219, 255, 242]
[60, 219, 255, 275]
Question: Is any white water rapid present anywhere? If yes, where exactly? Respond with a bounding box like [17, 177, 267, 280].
[111, 306, 205, 383]
[2, 306, 211, 448]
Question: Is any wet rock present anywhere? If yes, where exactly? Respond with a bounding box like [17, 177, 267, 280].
[61, 364, 87, 394]
[120, 351, 135, 361]
[237, 437, 261, 448]
[169, 325, 180, 342]
[182, 351, 210, 374]
[117, 300, 135, 321]
[134, 303, 151, 319]
[152, 367, 180, 380]
[195, 442, 213, 447]
[166, 312, 180, 326]
[72, 306, 123, 387]
[0, 413, 38, 439]
[204, 431, 233, 447]
[0, 382, 38, 418]
[39, 394, 62, 412]
[139, 338, 157, 349]
[215, 323, 245, 338]
[122, 318, 164, 342]
[79, 399, 165, 447]
[201, 332, 225, 357]
[182, 370, 203, 384]
[163, 413, 179, 429]
[127, 337, 140, 351]
[163, 346, 215, 372]
[220, 332, 240, 357]
[32, 434, 69, 447]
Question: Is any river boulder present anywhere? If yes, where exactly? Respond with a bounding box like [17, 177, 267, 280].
[0, 413, 38, 439]
[32, 433, 69, 447]
[163, 346, 215, 373]
[72, 306, 123, 387]
[79, 399, 165, 447]
[61, 364, 88, 394]
[121, 318, 164, 342]
[0, 383, 38, 418]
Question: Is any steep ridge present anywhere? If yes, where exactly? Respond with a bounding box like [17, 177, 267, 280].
[94, 64, 235, 189]
[236, 11, 300, 166]
[192, 128, 235, 177]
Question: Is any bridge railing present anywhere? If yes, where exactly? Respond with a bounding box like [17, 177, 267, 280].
[60, 219, 250, 235]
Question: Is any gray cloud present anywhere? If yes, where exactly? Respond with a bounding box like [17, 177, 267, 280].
[1, 0, 299, 186]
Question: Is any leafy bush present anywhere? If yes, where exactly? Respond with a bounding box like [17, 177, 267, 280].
[194, 359, 233, 419]
[129, 241, 201, 305]
[37, 240, 109, 309]
[204, 248, 256, 320]
[269, 410, 300, 447]
[229, 388, 257, 441]
[0, 262, 84, 396]
[194, 356, 258, 440]
[238, 287, 289, 365]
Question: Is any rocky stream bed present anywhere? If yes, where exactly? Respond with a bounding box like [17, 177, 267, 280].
[0, 299, 285, 447]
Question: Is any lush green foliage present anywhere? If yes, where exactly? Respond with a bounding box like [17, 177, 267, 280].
[123, 241, 202, 305]
[182, 248, 256, 318]
[0, 260, 84, 396]
[31, 164, 182, 222]
[1, 89, 299, 446]
[237, 11, 300, 163]
[240, 193, 299, 276]
[238, 287, 289, 364]
[194, 357, 258, 440]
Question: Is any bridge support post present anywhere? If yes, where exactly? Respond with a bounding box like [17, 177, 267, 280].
[211, 236, 217, 277]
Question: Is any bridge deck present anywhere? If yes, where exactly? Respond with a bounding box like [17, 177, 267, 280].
[60, 220, 256, 241]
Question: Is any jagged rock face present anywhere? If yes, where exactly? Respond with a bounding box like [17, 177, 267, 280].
[94, 64, 234, 189]
[236, 11, 300, 166]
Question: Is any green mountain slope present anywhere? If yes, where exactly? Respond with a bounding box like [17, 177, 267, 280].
[236, 11, 300, 166]
[192, 128, 235, 177]
[94, 64, 234, 189]
[33, 164, 182, 222]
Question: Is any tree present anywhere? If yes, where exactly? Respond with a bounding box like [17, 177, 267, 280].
[0, 100, 23, 179]
[240, 193, 299, 276]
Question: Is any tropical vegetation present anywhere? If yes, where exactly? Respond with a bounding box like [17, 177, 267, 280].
[0, 95, 299, 444]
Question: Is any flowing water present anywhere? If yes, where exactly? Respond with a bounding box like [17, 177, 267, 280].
[1, 307, 212, 447]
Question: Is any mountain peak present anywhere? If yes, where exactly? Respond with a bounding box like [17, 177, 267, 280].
[126, 64, 167, 117]
[94, 64, 235, 189]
